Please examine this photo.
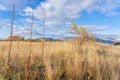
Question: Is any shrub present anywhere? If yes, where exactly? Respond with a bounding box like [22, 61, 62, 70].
[114, 42, 120, 45]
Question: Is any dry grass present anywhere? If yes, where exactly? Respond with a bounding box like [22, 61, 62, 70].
[0, 41, 120, 80]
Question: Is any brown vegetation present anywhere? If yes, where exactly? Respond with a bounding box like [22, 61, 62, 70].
[7, 36, 24, 41]
[0, 41, 120, 80]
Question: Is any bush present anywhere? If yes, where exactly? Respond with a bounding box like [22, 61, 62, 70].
[114, 42, 120, 45]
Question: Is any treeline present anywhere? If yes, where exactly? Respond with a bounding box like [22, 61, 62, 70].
[114, 42, 120, 45]
[1, 35, 63, 42]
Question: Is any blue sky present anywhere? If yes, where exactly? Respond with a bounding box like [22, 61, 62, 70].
[0, 0, 120, 40]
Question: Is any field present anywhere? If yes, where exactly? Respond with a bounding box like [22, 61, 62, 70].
[0, 41, 120, 80]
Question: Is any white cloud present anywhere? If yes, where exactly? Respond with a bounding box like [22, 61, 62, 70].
[24, 0, 98, 27]
[88, 0, 120, 15]
[22, 0, 120, 27]
[95, 33, 120, 39]
[0, 4, 6, 11]
[24, 7, 33, 16]
[23, 18, 32, 23]
[83, 25, 107, 32]
[0, 19, 10, 30]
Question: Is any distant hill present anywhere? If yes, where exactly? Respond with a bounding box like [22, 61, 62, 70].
[34, 38, 63, 41]
[62, 37, 115, 44]
[95, 38, 115, 44]
[29, 37, 116, 44]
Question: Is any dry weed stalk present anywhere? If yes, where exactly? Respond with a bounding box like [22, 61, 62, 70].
[6, 4, 15, 79]
[16, 35, 20, 59]
[41, 11, 46, 60]
[13, 35, 20, 80]
[7, 4, 15, 67]
[27, 10, 34, 80]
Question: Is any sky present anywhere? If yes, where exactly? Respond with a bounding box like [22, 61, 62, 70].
[0, 0, 120, 40]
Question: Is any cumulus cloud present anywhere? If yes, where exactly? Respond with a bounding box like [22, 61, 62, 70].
[24, 7, 33, 16]
[22, 0, 120, 27]
[23, 0, 98, 27]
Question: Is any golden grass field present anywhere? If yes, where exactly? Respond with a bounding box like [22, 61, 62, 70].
[0, 41, 120, 80]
